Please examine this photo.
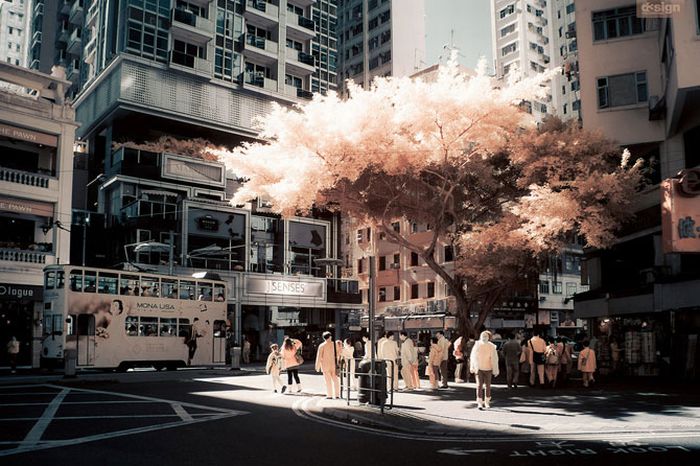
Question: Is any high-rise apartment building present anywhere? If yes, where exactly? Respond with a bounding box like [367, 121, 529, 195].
[574, 0, 700, 378]
[337, 0, 425, 94]
[23, 0, 362, 358]
[0, 0, 31, 68]
[490, 0, 580, 121]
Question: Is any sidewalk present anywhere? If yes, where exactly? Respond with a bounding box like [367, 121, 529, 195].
[305, 379, 700, 438]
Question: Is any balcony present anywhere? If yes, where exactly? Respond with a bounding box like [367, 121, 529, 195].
[69, 0, 84, 25]
[244, 1, 279, 28]
[243, 35, 278, 64]
[67, 28, 82, 55]
[0, 167, 51, 188]
[287, 13, 315, 40]
[243, 72, 278, 92]
[0, 249, 50, 265]
[67, 60, 80, 81]
[285, 48, 315, 75]
[169, 51, 212, 77]
[60, 0, 71, 14]
[58, 23, 70, 43]
[284, 84, 312, 100]
[32, 30, 42, 45]
[171, 8, 215, 43]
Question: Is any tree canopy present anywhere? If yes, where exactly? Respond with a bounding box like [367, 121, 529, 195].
[217, 58, 643, 337]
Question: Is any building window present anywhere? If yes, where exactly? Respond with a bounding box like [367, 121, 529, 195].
[500, 4, 515, 19]
[393, 253, 400, 267]
[410, 252, 419, 267]
[501, 42, 517, 56]
[500, 23, 515, 37]
[378, 255, 386, 271]
[378, 287, 387, 302]
[411, 283, 419, 299]
[393, 286, 400, 301]
[443, 245, 454, 262]
[566, 282, 577, 297]
[427, 282, 435, 298]
[592, 6, 644, 41]
[597, 71, 647, 109]
[356, 229, 363, 243]
[552, 282, 563, 294]
[566, 3, 575, 14]
[357, 258, 364, 274]
[539, 280, 550, 294]
[366, 227, 371, 242]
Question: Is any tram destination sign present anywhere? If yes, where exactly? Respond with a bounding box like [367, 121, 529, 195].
[245, 276, 324, 298]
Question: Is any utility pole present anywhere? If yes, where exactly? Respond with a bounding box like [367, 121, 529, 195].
[368, 255, 376, 364]
[168, 230, 174, 276]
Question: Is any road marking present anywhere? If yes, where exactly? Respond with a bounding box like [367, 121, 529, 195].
[172, 404, 193, 421]
[293, 397, 700, 443]
[438, 448, 496, 455]
[22, 388, 69, 446]
[0, 384, 249, 458]
[0, 401, 156, 406]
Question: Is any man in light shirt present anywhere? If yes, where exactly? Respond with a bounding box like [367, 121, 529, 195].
[381, 331, 400, 390]
[528, 331, 547, 387]
[399, 331, 417, 390]
[436, 331, 452, 388]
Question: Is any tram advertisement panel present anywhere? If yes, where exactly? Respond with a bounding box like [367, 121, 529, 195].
[65, 293, 219, 368]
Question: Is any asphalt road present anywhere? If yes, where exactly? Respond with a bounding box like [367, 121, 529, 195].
[0, 369, 698, 466]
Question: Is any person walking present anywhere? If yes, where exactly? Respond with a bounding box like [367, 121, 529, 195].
[382, 331, 400, 390]
[282, 336, 304, 393]
[242, 337, 251, 364]
[265, 344, 286, 393]
[528, 331, 547, 387]
[501, 333, 521, 388]
[544, 339, 560, 388]
[399, 331, 417, 390]
[315, 332, 340, 399]
[520, 339, 531, 380]
[436, 331, 451, 388]
[610, 337, 622, 374]
[362, 334, 373, 361]
[453, 336, 465, 383]
[464, 336, 476, 383]
[558, 337, 572, 385]
[427, 337, 443, 389]
[341, 338, 357, 390]
[7, 337, 20, 374]
[578, 340, 597, 387]
[470, 331, 499, 409]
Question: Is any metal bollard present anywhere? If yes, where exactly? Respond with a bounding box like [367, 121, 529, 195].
[230, 347, 241, 370]
[64, 349, 77, 378]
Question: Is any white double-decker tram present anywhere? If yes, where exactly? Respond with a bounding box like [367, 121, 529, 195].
[41, 265, 228, 371]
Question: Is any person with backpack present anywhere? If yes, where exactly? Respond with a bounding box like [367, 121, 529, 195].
[578, 340, 597, 387]
[265, 344, 286, 393]
[282, 337, 303, 393]
[544, 338, 560, 388]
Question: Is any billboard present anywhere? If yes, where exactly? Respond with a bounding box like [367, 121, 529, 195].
[661, 169, 700, 253]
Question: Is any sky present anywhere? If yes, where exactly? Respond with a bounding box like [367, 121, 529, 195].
[424, 0, 493, 73]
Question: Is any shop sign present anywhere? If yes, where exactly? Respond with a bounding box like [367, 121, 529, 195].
[246, 276, 324, 298]
[0, 123, 58, 147]
[0, 283, 43, 301]
[0, 196, 55, 218]
[661, 169, 700, 253]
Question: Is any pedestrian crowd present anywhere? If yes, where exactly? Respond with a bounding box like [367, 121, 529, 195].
[256, 329, 597, 411]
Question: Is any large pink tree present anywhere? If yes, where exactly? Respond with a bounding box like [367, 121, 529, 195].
[217, 59, 643, 338]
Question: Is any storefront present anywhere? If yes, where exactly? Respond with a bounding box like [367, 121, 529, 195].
[0, 283, 43, 367]
[238, 274, 343, 361]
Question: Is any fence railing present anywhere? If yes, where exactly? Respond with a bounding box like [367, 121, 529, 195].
[339, 357, 395, 413]
[0, 167, 51, 188]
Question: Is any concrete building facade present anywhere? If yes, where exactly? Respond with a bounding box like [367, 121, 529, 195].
[0, 0, 31, 68]
[337, 0, 425, 94]
[574, 0, 700, 378]
[0, 63, 78, 368]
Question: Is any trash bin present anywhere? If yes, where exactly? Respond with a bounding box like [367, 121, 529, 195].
[64, 349, 77, 378]
[357, 359, 386, 405]
[357, 359, 371, 403]
[230, 347, 241, 370]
